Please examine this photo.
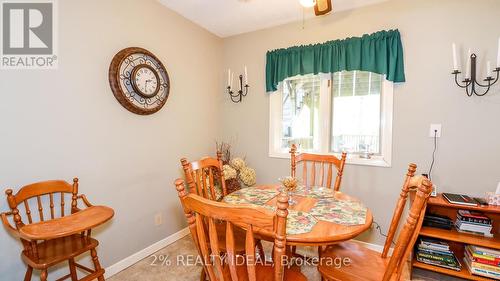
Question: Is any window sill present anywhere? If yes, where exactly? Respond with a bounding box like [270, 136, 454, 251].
[268, 152, 391, 168]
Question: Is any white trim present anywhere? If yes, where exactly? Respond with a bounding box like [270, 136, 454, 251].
[352, 239, 384, 253]
[104, 227, 190, 278]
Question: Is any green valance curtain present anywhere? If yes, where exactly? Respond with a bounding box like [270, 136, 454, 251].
[265, 29, 405, 92]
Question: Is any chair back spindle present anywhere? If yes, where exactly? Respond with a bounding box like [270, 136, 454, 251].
[175, 179, 289, 281]
[290, 144, 347, 191]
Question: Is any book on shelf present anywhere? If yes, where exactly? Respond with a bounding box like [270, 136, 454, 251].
[468, 245, 500, 261]
[418, 247, 456, 257]
[443, 193, 478, 206]
[457, 210, 492, 225]
[457, 228, 494, 238]
[455, 220, 492, 232]
[415, 238, 461, 271]
[454, 211, 493, 237]
[416, 252, 460, 266]
[423, 213, 454, 230]
[464, 251, 500, 280]
[464, 245, 500, 280]
[419, 237, 450, 251]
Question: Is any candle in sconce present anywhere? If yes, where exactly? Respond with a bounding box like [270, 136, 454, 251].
[452, 43, 458, 71]
[231, 72, 234, 88]
[244, 66, 248, 84]
[487, 61, 492, 77]
[465, 48, 471, 79]
[227, 69, 231, 87]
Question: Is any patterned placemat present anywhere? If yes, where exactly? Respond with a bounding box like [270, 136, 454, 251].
[294, 186, 336, 199]
[262, 205, 317, 235]
[309, 198, 367, 225]
[223, 187, 279, 206]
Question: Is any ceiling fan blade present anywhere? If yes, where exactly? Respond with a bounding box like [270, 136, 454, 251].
[314, 0, 332, 16]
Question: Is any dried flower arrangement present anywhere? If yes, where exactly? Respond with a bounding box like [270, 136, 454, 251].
[216, 142, 256, 194]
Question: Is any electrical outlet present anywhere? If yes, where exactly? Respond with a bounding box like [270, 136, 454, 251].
[154, 212, 163, 226]
[429, 124, 442, 138]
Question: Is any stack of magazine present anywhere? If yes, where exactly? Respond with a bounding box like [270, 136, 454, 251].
[455, 210, 493, 237]
[415, 238, 461, 271]
[464, 245, 500, 279]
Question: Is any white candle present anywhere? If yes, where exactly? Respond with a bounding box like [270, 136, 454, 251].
[487, 61, 492, 77]
[497, 37, 500, 68]
[244, 66, 248, 84]
[452, 43, 458, 71]
[227, 69, 231, 87]
[465, 49, 471, 79]
[231, 72, 234, 88]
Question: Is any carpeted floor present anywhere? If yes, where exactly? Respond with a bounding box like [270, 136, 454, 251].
[108, 235, 466, 281]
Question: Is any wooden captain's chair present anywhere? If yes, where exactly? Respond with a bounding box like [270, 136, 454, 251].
[1, 178, 114, 281]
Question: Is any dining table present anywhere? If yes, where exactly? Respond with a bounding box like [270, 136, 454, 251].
[223, 185, 373, 246]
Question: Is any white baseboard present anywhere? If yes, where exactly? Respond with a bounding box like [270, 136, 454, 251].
[352, 239, 384, 253]
[104, 227, 190, 278]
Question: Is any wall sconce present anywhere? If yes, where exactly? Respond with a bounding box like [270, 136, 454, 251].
[451, 40, 500, 96]
[226, 67, 249, 103]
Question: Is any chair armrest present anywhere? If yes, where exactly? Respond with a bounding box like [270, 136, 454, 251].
[77, 194, 93, 207]
[1, 212, 20, 239]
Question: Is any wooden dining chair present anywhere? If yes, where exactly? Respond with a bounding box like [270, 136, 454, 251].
[289, 144, 347, 191]
[1, 179, 109, 281]
[174, 179, 307, 281]
[317, 164, 433, 281]
[180, 153, 265, 280]
[181, 151, 227, 201]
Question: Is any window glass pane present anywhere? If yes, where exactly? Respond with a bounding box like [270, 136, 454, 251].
[281, 75, 320, 151]
[331, 71, 382, 154]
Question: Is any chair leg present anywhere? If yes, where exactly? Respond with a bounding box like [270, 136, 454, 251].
[69, 258, 78, 281]
[24, 266, 33, 281]
[200, 268, 207, 281]
[40, 269, 48, 281]
[91, 248, 105, 281]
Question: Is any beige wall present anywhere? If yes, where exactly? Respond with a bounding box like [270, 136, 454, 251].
[220, 0, 500, 245]
[0, 0, 222, 279]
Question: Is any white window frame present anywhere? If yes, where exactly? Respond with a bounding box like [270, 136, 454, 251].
[268, 73, 393, 167]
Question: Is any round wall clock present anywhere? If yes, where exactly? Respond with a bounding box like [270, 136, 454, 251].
[108, 47, 170, 115]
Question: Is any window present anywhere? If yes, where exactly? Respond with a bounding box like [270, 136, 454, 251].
[269, 71, 393, 167]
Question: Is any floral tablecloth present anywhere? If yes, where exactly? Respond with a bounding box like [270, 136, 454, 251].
[222, 186, 367, 235]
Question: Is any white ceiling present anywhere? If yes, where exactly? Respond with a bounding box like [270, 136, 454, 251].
[159, 0, 389, 38]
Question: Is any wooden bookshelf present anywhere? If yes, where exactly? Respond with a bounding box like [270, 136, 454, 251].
[410, 193, 500, 280]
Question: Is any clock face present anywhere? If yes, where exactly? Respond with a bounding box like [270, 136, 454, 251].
[131, 65, 160, 98]
[109, 47, 170, 115]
